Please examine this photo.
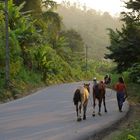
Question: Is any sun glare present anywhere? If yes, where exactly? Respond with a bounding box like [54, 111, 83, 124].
[82, 0, 124, 15]
[55, 0, 125, 16]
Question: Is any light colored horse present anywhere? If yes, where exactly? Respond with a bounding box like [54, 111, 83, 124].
[73, 83, 90, 121]
[92, 81, 107, 116]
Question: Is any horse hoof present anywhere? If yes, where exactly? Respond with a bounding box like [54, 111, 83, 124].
[92, 114, 95, 117]
[98, 112, 101, 116]
[83, 116, 86, 120]
[77, 118, 82, 121]
[105, 110, 107, 113]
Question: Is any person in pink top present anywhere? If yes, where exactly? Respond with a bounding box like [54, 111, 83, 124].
[115, 77, 128, 112]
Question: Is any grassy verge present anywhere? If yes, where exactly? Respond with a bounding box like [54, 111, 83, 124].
[0, 69, 45, 102]
[103, 81, 140, 140]
[114, 83, 140, 140]
[127, 83, 140, 103]
[113, 121, 140, 140]
[100, 72, 140, 140]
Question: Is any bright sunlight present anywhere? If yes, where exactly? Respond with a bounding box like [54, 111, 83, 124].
[55, 0, 126, 16]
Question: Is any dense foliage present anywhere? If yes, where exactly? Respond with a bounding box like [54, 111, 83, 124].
[0, 1, 140, 139]
[105, 0, 140, 83]
[0, 0, 114, 101]
[104, 1, 140, 139]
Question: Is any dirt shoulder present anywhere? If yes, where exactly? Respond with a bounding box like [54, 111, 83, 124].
[92, 103, 140, 140]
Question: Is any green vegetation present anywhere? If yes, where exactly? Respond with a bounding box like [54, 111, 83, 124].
[56, 1, 122, 59]
[0, 0, 140, 139]
[110, 120, 140, 140]
[113, 126, 140, 140]
[105, 0, 140, 80]
[117, 80, 140, 140]
[103, 72, 140, 140]
[0, 0, 114, 102]
[104, 0, 140, 139]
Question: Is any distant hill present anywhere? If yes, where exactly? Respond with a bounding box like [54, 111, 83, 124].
[56, 3, 122, 60]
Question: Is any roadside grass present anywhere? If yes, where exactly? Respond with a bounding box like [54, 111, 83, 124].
[0, 69, 44, 102]
[102, 82, 140, 140]
[112, 120, 140, 140]
[116, 83, 140, 140]
[127, 83, 140, 103]
[104, 73, 140, 140]
[100, 72, 140, 140]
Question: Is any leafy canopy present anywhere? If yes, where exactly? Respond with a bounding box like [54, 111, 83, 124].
[105, 0, 140, 73]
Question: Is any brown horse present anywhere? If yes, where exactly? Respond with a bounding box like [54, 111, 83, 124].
[73, 83, 90, 121]
[92, 81, 107, 116]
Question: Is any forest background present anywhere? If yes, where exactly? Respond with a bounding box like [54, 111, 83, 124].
[0, 0, 140, 139]
[0, 0, 122, 101]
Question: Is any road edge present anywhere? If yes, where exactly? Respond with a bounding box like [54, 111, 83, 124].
[88, 102, 130, 140]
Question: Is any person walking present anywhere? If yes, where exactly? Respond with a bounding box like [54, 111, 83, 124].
[114, 77, 128, 112]
[93, 77, 99, 97]
[104, 74, 111, 85]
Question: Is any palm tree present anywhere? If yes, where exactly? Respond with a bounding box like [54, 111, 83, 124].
[13, 0, 57, 14]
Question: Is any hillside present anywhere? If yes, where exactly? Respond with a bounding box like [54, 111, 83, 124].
[57, 3, 122, 59]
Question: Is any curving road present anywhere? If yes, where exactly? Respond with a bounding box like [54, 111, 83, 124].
[0, 81, 129, 140]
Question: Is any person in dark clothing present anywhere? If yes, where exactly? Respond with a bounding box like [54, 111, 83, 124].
[104, 74, 111, 85]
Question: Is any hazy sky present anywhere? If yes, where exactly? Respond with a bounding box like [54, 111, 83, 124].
[54, 0, 126, 16]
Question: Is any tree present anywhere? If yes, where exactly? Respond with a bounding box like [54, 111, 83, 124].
[13, 0, 57, 14]
[58, 29, 85, 66]
[61, 29, 84, 52]
[0, 0, 41, 71]
[42, 11, 62, 48]
[16, 0, 62, 49]
[105, 0, 140, 72]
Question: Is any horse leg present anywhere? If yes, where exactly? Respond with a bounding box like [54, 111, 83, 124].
[103, 97, 107, 113]
[83, 101, 88, 120]
[77, 103, 82, 121]
[92, 98, 96, 116]
[98, 98, 102, 116]
[83, 105, 86, 120]
[76, 104, 78, 117]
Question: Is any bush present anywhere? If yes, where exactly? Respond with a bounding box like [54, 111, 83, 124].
[128, 134, 137, 140]
[129, 63, 140, 84]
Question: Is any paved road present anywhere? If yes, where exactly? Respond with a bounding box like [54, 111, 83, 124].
[0, 81, 129, 140]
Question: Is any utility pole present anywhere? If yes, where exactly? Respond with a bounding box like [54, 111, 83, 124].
[5, 0, 10, 88]
[85, 45, 88, 78]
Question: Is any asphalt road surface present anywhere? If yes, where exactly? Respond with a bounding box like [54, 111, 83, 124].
[0, 81, 129, 140]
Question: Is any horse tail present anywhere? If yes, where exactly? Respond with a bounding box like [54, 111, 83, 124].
[73, 89, 81, 105]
